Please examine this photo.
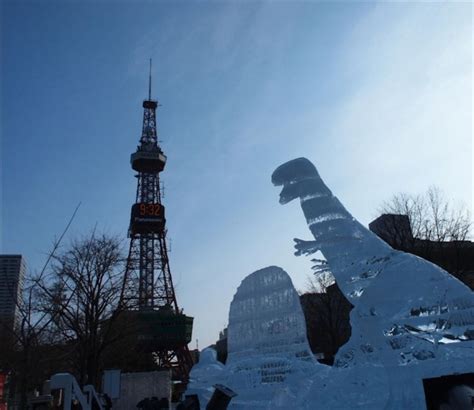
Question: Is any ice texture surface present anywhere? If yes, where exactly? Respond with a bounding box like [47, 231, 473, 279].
[227, 266, 314, 366]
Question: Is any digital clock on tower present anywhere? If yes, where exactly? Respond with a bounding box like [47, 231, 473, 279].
[139, 203, 162, 217]
[130, 202, 166, 234]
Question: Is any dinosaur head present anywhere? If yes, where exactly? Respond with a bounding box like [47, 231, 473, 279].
[272, 158, 330, 204]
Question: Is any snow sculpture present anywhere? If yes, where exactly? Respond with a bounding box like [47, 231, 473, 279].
[186, 347, 225, 406]
[272, 157, 474, 408]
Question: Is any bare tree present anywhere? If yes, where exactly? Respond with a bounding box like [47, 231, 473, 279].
[379, 186, 471, 243]
[376, 186, 473, 288]
[39, 231, 127, 387]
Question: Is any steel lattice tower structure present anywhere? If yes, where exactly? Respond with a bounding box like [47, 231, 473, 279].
[124, 61, 193, 380]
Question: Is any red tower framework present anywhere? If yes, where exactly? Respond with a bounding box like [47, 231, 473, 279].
[124, 61, 193, 381]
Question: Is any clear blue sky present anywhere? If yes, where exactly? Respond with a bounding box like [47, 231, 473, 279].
[1, 1, 472, 348]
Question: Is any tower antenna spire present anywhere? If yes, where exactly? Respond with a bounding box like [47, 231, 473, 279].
[148, 58, 152, 100]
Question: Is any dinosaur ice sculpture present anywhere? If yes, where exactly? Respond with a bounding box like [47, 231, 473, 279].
[272, 158, 474, 368]
[271, 158, 474, 408]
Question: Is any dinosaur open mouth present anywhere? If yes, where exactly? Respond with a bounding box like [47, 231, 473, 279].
[277, 179, 325, 204]
[272, 158, 330, 204]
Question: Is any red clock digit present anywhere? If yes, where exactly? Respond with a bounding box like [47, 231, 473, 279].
[154, 204, 160, 215]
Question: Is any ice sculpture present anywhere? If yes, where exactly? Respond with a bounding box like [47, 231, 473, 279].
[271, 157, 474, 408]
[227, 266, 314, 365]
[226, 267, 317, 386]
[186, 266, 319, 409]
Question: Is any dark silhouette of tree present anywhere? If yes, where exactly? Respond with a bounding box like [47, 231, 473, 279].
[38, 230, 127, 387]
[378, 186, 471, 244]
[374, 186, 474, 289]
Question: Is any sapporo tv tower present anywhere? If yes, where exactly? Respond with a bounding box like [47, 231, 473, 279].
[124, 60, 194, 381]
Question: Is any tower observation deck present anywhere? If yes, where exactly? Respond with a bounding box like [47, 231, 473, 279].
[123, 60, 193, 381]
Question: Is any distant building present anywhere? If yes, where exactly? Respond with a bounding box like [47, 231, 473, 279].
[369, 214, 474, 290]
[369, 214, 414, 250]
[215, 328, 228, 364]
[0, 255, 26, 331]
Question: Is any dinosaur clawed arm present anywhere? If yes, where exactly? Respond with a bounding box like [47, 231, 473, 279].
[294, 238, 320, 256]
